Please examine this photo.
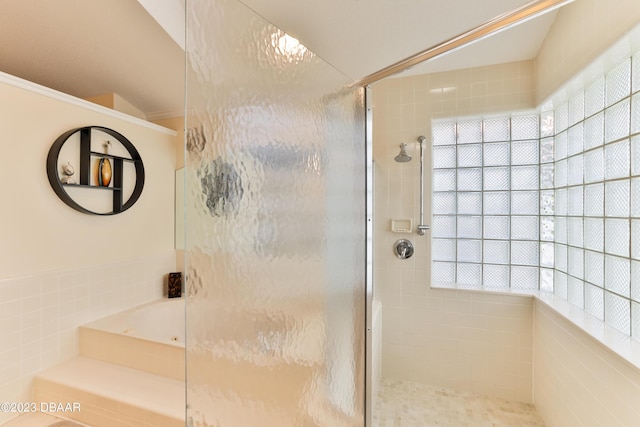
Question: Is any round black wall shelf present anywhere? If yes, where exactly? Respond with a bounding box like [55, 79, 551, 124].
[46, 126, 145, 215]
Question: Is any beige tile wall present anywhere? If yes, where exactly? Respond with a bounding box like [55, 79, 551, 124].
[532, 15, 640, 425]
[372, 1, 640, 408]
[0, 251, 174, 425]
[534, 301, 640, 426]
[381, 288, 534, 402]
[371, 60, 537, 402]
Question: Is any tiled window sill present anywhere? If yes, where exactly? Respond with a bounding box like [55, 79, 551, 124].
[432, 282, 640, 372]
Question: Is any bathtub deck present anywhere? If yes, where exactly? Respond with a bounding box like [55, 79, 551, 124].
[33, 356, 184, 427]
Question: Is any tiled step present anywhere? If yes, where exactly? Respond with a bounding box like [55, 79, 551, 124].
[0, 412, 87, 426]
[78, 299, 185, 382]
[79, 325, 184, 381]
[33, 357, 184, 427]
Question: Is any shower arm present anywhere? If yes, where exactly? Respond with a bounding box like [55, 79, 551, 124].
[417, 136, 430, 236]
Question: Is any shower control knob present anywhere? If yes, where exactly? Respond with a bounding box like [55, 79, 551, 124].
[394, 239, 414, 259]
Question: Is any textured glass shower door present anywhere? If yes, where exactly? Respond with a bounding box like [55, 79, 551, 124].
[185, 1, 366, 425]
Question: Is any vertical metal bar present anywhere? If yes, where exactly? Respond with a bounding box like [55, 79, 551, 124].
[417, 136, 430, 235]
[420, 140, 425, 227]
[112, 158, 123, 212]
[364, 85, 374, 426]
[80, 128, 91, 185]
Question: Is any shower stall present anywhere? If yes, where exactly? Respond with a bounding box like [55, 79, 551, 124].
[179, 1, 578, 425]
[179, 0, 640, 426]
[369, 2, 640, 425]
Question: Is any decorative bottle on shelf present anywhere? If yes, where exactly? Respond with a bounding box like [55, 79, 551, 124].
[97, 140, 112, 187]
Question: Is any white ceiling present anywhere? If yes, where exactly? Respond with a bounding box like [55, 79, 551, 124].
[240, 0, 558, 80]
[0, 0, 562, 119]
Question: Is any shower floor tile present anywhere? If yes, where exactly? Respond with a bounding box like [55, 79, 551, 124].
[373, 379, 545, 427]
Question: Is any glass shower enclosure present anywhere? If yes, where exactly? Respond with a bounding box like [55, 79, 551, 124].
[184, 0, 367, 425]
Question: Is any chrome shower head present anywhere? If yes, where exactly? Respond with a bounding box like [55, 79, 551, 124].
[394, 143, 412, 162]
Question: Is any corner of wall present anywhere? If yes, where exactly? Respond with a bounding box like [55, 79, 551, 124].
[533, 300, 640, 425]
[534, 0, 640, 105]
[151, 116, 185, 170]
[84, 93, 148, 120]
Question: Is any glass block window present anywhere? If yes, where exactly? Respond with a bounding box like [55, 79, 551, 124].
[430, 44, 640, 341]
[432, 113, 551, 290]
[553, 47, 638, 338]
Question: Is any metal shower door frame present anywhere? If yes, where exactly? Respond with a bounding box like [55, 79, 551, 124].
[364, 86, 374, 426]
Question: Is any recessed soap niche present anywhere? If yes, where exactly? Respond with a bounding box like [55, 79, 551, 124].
[390, 219, 412, 233]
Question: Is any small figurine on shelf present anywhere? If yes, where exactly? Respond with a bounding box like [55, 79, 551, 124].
[97, 140, 113, 187]
[60, 161, 76, 184]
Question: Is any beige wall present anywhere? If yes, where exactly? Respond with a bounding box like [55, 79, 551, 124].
[152, 116, 185, 272]
[535, 0, 640, 104]
[0, 75, 178, 424]
[85, 93, 147, 121]
[371, 60, 537, 402]
[152, 116, 185, 170]
[0, 79, 176, 279]
[534, 302, 640, 426]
